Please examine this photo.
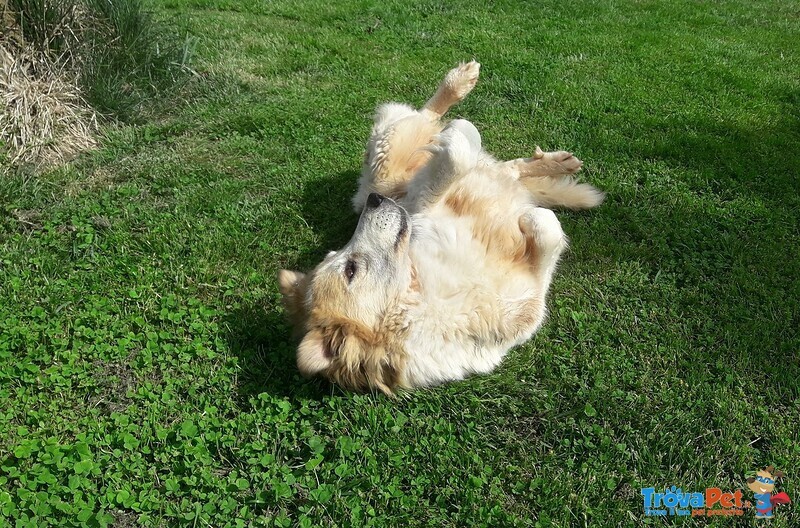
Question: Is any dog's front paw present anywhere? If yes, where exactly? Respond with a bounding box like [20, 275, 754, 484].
[442, 60, 481, 101]
[429, 119, 481, 174]
[531, 147, 583, 176]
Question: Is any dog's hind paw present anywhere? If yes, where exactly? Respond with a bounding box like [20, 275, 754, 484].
[442, 60, 481, 101]
[519, 207, 567, 256]
[527, 147, 583, 176]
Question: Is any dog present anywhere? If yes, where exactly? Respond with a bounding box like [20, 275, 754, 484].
[278, 61, 603, 395]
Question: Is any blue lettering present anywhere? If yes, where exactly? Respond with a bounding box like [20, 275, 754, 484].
[642, 487, 707, 515]
[663, 487, 680, 510]
[641, 488, 655, 509]
[689, 493, 705, 508]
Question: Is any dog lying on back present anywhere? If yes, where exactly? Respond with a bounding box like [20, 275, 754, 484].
[279, 62, 603, 394]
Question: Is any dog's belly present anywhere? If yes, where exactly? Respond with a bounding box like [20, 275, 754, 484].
[403, 335, 509, 387]
[403, 213, 542, 386]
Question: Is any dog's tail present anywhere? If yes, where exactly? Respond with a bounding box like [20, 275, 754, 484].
[521, 176, 605, 210]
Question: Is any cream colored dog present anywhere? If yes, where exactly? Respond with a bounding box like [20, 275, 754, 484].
[279, 62, 603, 394]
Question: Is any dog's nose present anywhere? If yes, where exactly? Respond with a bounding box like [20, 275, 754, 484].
[366, 192, 385, 209]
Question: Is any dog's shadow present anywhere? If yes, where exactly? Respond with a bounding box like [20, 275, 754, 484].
[225, 169, 360, 404]
[293, 169, 361, 271]
[223, 302, 327, 403]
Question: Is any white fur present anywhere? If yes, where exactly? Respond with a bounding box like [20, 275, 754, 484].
[397, 159, 566, 387]
[282, 62, 602, 391]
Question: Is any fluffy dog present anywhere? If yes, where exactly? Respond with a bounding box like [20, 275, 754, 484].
[279, 62, 603, 394]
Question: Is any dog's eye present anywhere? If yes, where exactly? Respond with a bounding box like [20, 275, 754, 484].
[344, 260, 357, 282]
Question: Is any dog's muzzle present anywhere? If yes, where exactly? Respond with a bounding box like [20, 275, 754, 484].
[366, 192, 385, 209]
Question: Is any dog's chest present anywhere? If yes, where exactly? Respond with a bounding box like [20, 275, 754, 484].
[410, 213, 495, 291]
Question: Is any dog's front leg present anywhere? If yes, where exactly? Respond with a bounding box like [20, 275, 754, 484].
[406, 119, 482, 212]
[420, 61, 481, 121]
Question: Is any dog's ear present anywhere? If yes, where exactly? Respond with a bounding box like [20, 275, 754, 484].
[334, 331, 399, 397]
[296, 328, 336, 377]
[774, 471, 785, 479]
[297, 323, 403, 396]
[747, 477, 756, 484]
[278, 270, 309, 330]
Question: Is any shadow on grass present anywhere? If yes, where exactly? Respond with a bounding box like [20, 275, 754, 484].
[224, 170, 361, 405]
[292, 169, 361, 271]
[638, 116, 800, 209]
[223, 301, 330, 405]
[567, 101, 800, 396]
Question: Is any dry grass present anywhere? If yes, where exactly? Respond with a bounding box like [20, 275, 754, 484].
[0, 42, 98, 170]
[0, 0, 191, 172]
[1, 0, 97, 171]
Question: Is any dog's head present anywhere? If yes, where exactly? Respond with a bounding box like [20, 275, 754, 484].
[747, 466, 784, 494]
[278, 193, 415, 395]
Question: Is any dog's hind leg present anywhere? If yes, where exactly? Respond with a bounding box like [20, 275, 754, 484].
[518, 207, 567, 288]
[494, 208, 567, 344]
[420, 61, 481, 121]
[501, 147, 583, 178]
[496, 148, 603, 209]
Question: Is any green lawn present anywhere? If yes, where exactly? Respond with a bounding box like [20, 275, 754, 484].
[1, 0, 799, 526]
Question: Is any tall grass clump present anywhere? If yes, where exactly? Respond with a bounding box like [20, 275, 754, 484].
[78, 0, 193, 119]
[1, 0, 192, 170]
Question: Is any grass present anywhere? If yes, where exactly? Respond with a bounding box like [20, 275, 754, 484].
[76, 0, 193, 120]
[1, 0, 190, 172]
[1, 0, 799, 526]
[15, 0, 194, 119]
